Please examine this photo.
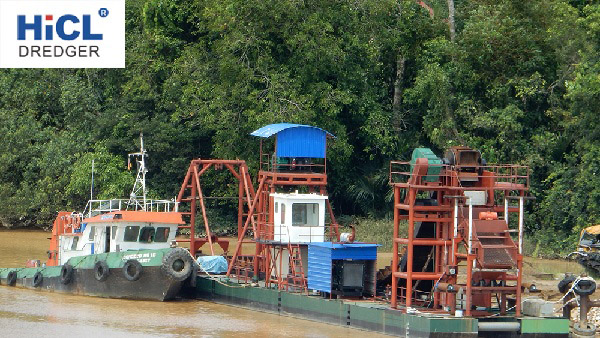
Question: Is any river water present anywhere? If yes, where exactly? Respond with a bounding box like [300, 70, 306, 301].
[0, 230, 385, 337]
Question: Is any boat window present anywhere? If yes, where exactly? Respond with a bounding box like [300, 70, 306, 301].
[124, 226, 140, 242]
[292, 203, 319, 227]
[281, 203, 286, 224]
[71, 236, 79, 250]
[88, 226, 95, 241]
[139, 227, 156, 243]
[111, 226, 117, 240]
[155, 227, 170, 242]
[275, 202, 278, 213]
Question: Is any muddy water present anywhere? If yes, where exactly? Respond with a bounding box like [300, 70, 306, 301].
[0, 230, 385, 337]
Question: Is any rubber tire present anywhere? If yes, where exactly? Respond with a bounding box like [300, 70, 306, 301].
[558, 275, 576, 293]
[122, 260, 142, 282]
[574, 279, 597, 296]
[573, 322, 596, 337]
[33, 271, 43, 287]
[94, 261, 110, 282]
[161, 248, 193, 282]
[188, 263, 198, 287]
[7, 270, 17, 286]
[60, 264, 73, 284]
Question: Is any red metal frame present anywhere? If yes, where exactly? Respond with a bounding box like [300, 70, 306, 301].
[389, 150, 530, 317]
[176, 159, 256, 256]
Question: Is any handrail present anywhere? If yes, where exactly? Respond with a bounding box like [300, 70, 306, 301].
[389, 161, 530, 189]
[82, 198, 179, 218]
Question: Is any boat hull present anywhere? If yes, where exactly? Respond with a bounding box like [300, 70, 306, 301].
[0, 248, 192, 301]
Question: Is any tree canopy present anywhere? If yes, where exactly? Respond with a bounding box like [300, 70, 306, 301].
[0, 0, 598, 255]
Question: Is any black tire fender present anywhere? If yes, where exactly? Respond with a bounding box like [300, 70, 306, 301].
[574, 279, 597, 296]
[7, 270, 17, 286]
[122, 259, 142, 281]
[188, 263, 199, 287]
[60, 264, 73, 284]
[558, 275, 576, 293]
[94, 261, 110, 282]
[33, 271, 43, 287]
[161, 248, 193, 282]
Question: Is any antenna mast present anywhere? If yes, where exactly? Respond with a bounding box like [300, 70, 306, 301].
[128, 133, 148, 210]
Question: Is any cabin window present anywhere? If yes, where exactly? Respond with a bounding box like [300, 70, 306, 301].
[111, 226, 117, 240]
[71, 236, 79, 250]
[292, 203, 319, 227]
[124, 226, 140, 242]
[281, 203, 286, 224]
[275, 202, 278, 213]
[155, 227, 170, 242]
[139, 227, 156, 243]
[88, 226, 95, 241]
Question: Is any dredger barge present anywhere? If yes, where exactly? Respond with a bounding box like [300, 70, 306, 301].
[1, 124, 574, 336]
[174, 124, 569, 336]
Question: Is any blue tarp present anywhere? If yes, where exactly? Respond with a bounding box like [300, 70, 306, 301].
[197, 256, 228, 274]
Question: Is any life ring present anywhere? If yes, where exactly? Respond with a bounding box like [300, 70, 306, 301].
[161, 248, 193, 281]
[94, 261, 110, 282]
[60, 264, 73, 284]
[122, 260, 142, 281]
[7, 271, 17, 286]
[33, 271, 43, 287]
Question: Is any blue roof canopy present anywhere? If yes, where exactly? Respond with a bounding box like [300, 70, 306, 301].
[251, 123, 335, 158]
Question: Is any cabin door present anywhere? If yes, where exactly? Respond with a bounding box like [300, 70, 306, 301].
[105, 226, 111, 253]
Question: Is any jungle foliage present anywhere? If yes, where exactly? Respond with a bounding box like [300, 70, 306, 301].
[0, 0, 599, 255]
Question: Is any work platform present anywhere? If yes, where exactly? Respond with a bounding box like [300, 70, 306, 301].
[192, 275, 569, 337]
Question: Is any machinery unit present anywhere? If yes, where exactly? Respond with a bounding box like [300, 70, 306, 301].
[389, 146, 530, 317]
[307, 242, 378, 297]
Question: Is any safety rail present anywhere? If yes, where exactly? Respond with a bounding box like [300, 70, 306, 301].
[83, 199, 179, 218]
[259, 153, 326, 174]
[252, 222, 338, 244]
[389, 161, 530, 189]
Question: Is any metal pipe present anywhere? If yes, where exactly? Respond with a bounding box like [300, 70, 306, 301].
[478, 322, 520, 332]
[454, 198, 458, 237]
[519, 197, 523, 254]
[504, 198, 509, 225]
[468, 201, 473, 255]
[391, 186, 400, 308]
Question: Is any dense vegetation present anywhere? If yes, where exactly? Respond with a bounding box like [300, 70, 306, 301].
[1, 0, 599, 255]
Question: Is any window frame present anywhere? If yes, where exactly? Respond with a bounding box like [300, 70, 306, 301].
[123, 226, 140, 242]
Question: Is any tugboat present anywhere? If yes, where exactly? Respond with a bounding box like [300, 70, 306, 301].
[0, 135, 196, 301]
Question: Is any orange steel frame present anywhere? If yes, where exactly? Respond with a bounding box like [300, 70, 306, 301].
[389, 159, 530, 316]
[176, 157, 340, 288]
[176, 159, 257, 257]
[226, 150, 340, 288]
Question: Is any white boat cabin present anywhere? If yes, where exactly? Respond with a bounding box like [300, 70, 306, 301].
[272, 192, 327, 243]
[58, 211, 183, 265]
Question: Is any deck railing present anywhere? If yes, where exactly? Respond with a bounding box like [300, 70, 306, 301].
[83, 199, 179, 218]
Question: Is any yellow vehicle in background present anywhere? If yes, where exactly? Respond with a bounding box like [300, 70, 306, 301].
[571, 225, 600, 277]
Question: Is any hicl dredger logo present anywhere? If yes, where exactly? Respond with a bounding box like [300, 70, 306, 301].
[0, 0, 125, 68]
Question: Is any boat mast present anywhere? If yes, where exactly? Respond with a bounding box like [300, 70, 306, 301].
[128, 133, 148, 211]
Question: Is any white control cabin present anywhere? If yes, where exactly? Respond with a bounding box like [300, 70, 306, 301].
[58, 211, 183, 265]
[272, 192, 327, 243]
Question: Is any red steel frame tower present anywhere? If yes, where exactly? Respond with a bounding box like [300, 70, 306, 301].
[389, 147, 530, 316]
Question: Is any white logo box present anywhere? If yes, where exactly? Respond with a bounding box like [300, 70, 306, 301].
[0, 0, 125, 68]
